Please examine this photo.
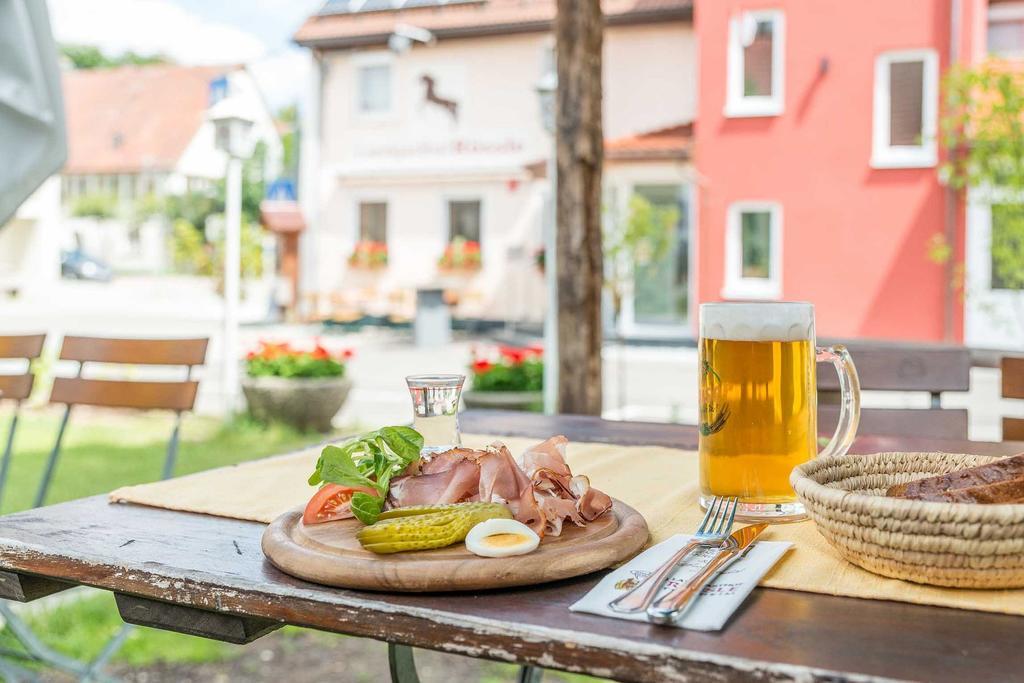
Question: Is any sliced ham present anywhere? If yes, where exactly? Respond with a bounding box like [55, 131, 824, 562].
[417, 447, 481, 475]
[512, 485, 546, 537]
[478, 442, 532, 503]
[385, 436, 613, 537]
[536, 495, 585, 536]
[520, 435, 571, 479]
[388, 460, 479, 507]
[576, 485, 613, 521]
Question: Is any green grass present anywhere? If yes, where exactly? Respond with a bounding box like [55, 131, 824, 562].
[0, 407, 340, 667]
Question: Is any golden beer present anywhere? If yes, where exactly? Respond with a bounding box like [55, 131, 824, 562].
[698, 338, 816, 503]
[698, 302, 860, 521]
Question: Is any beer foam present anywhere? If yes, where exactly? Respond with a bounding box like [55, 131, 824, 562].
[700, 302, 814, 342]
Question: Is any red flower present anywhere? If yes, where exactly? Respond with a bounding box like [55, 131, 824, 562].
[525, 344, 544, 357]
[341, 348, 355, 360]
[311, 344, 330, 360]
[472, 359, 493, 373]
[245, 350, 257, 360]
[499, 346, 527, 364]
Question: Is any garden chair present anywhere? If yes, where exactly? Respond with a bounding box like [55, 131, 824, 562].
[1000, 356, 1024, 441]
[34, 335, 208, 506]
[818, 343, 971, 439]
[0, 334, 46, 512]
[0, 335, 208, 683]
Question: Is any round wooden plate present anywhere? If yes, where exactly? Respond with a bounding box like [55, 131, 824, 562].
[261, 499, 649, 592]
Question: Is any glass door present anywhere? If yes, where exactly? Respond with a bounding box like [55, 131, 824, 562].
[630, 184, 690, 330]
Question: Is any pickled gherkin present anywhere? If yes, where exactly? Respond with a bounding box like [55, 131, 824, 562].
[357, 502, 512, 554]
[377, 502, 508, 521]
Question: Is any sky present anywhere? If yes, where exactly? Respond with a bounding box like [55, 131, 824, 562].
[46, 0, 323, 111]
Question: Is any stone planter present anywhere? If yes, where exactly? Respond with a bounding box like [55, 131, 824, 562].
[462, 388, 543, 412]
[241, 375, 352, 433]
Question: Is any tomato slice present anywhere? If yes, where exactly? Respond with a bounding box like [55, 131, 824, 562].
[303, 484, 378, 525]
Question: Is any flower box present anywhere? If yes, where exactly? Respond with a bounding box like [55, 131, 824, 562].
[464, 345, 544, 412]
[242, 341, 354, 432]
[348, 241, 388, 270]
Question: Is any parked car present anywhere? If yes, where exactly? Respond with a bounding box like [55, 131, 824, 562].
[61, 248, 112, 282]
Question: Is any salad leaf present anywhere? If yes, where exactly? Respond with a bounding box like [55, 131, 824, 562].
[308, 426, 426, 524]
[350, 492, 385, 525]
[378, 426, 424, 461]
[315, 445, 376, 490]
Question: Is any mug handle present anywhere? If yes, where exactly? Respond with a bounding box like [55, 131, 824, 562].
[816, 345, 861, 458]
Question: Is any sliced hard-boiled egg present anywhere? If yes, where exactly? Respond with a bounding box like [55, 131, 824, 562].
[465, 518, 540, 558]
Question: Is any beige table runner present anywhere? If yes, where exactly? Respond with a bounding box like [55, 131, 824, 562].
[110, 434, 1024, 615]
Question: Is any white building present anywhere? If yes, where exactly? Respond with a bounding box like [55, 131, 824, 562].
[295, 0, 697, 334]
[59, 64, 282, 273]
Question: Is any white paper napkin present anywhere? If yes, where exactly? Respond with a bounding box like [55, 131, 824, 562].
[570, 534, 793, 630]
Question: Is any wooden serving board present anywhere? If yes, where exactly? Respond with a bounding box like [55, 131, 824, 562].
[261, 499, 648, 592]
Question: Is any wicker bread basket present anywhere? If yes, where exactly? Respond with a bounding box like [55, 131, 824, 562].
[791, 452, 1024, 589]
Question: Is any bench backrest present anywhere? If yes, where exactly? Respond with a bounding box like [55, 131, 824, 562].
[50, 336, 208, 412]
[0, 334, 46, 402]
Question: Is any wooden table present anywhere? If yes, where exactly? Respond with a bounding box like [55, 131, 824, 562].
[1, 411, 1023, 683]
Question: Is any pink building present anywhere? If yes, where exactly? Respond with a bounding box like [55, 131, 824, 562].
[693, 0, 1015, 344]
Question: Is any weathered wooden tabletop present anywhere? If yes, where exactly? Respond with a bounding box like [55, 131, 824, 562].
[1, 411, 1022, 683]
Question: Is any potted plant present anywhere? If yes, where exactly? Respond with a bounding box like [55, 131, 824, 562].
[241, 341, 354, 432]
[462, 345, 543, 412]
[348, 240, 388, 270]
[438, 237, 482, 273]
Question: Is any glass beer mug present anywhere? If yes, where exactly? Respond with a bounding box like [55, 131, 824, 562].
[698, 302, 860, 521]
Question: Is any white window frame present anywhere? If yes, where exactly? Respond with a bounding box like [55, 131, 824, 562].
[723, 201, 782, 300]
[353, 52, 394, 119]
[871, 49, 939, 169]
[988, 3, 1024, 59]
[725, 9, 785, 118]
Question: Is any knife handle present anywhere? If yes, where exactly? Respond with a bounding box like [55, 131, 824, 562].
[608, 539, 702, 614]
[646, 547, 742, 623]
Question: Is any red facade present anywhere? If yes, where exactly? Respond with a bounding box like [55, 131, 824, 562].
[693, 0, 989, 341]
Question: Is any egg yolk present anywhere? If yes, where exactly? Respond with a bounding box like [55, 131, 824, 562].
[483, 533, 529, 548]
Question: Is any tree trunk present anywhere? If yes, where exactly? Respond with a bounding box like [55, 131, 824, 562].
[555, 0, 604, 416]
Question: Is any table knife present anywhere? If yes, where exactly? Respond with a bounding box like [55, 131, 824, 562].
[646, 523, 767, 624]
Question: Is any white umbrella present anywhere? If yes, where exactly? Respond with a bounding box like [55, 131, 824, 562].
[0, 0, 66, 225]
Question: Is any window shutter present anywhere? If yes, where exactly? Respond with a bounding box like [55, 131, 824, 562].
[889, 61, 924, 146]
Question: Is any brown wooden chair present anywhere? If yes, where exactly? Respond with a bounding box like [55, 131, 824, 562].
[35, 336, 208, 508]
[1001, 357, 1024, 441]
[0, 334, 46, 510]
[818, 344, 971, 440]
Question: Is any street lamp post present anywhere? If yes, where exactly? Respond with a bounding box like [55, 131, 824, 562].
[210, 97, 255, 415]
[535, 61, 558, 415]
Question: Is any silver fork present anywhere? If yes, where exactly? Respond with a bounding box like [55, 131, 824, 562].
[608, 496, 739, 614]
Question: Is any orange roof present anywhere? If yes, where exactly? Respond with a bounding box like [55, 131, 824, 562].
[63, 64, 236, 175]
[605, 121, 693, 161]
[295, 0, 692, 48]
[260, 200, 306, 233]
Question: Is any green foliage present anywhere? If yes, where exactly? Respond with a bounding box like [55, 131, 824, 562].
[70, 193, 118, 219]
[168, 217, 264, 279]
[130, 192, 165, 227]
[163, 191, 221, 230]
[60, 44, 169, 70]
[278, 104, 299, 177]
[992, 204, 1024, 290]
[169, 219, 213, 275]
[941, 62, 1024, 291]
[241, 141, 269, 225]
[604, 193, 679, 318]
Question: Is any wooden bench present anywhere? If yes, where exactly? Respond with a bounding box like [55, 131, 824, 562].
[818, 344, 971, 440]
[1001, 357, 1024, 441]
